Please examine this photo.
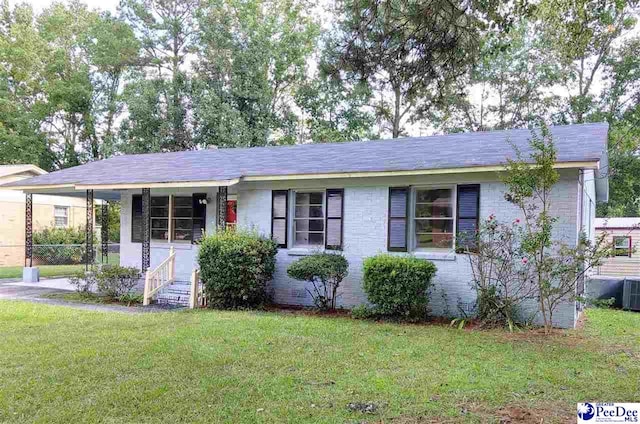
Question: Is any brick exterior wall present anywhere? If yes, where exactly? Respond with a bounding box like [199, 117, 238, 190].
[234, 172, 581, 328]
[119, 170, 587, 328]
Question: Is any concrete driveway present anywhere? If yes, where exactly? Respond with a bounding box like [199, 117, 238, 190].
[0, 278, 74, 300]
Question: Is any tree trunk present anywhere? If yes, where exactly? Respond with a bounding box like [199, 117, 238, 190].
[392, 85, 402, 138]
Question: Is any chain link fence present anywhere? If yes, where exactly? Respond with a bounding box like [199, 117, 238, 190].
[0, 244, 120, 278]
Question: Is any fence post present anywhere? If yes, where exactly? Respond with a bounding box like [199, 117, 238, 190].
[143, 270, 151, 306]
[189, 269, 197, 309]
[85, 189, 94, 272]
[169, 246, 175, 282]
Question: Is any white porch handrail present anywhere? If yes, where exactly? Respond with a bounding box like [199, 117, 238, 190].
[142, 247, 176, 306]
[188, 268, 207, 309]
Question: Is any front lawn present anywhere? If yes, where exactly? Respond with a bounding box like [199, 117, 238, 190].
[0, 303, 638, 423]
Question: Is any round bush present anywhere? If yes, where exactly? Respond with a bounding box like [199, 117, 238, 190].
[198, 230, 278, 309]
[287, 253, 348, 310]
[362, 254, 436, 319]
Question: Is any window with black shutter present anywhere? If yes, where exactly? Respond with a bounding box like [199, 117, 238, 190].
[271, 190, 288, 247]
[325, 189, 343, 250]
[456, 184, 480, 250]
[388, 187, 409, 251]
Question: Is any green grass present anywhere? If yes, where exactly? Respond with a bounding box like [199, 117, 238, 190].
[0, 254, 121, 279]
[0, 304, 638, 423]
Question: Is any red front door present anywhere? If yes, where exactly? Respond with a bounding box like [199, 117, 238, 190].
[226, 200, 237, 228]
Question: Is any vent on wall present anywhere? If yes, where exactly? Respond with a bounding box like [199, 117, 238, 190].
[623, 279, 640, 311]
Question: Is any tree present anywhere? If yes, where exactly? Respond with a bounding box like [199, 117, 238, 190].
[537, 0, 637, 124]
[193, 0, 319, 147]
[119, 0, 199, 153]
[502, 123, 608, 332]
[296, 70, 376, 142]
[430, 22, 561, 133]
[329, 0, 486, 138]
[0, 2, 54, 169]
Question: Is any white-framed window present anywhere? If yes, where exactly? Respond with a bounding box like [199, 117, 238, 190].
[293, 191, 325, 247]
[54, 206, 69, 228]
[412, 186, 455, 250]
[614, 236, 632, 257]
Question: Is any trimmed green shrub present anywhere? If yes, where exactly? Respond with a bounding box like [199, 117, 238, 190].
[351, 304, 378, 320]
[362, 254, 436, 319]
[287, 253, 349, 310]
[96, 265, 141, 300]
[198, 230, 278, 309]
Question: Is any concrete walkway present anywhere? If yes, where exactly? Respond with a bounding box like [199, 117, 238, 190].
[0, 278, 175, 314]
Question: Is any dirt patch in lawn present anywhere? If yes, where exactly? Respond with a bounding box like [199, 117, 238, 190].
[389, 401, 574, 424]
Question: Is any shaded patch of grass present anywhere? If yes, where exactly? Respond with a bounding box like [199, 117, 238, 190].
[0, 302, 638, 423]
[42, 292, 142, 307]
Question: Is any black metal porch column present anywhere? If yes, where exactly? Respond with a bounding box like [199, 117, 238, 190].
[85, 189, 94, 271]
[217, 186, 227, 231]
[101, 201, 109, 264]
[25, 193, 32, 267]
[142, 188, 151, 271]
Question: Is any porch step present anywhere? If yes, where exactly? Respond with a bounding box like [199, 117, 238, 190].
[155, 281, 191, 307]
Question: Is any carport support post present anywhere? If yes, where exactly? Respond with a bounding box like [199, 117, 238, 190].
[142, 188, 150, 272]
[22, 192, 39, 282]
[25, 193, 32, 268]
[217, 186, 227, 231]
[85, 189, 94, 271]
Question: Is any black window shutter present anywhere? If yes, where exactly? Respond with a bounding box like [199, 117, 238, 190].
[131, 195, 143, 243]
[192, 193, 207, 243]
[272, 190, 288, 248]
[456, 184, 480, 250]
[325, 189, 344, 250]
[388, 187, 408, 251]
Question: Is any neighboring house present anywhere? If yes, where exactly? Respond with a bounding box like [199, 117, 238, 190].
[2, 123, 609, 328]
[0, 165, 89, 267]
[595, 218, 640, 278]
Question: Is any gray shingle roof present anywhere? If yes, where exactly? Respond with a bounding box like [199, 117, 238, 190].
[3, 123, 608, 188]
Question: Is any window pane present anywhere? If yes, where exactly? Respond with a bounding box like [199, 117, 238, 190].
[614, 237, 630, 248]
[416, 188, 451, 203]
[173, 208, 192, 218]
[295, 205, 324, 218]
[173, 196, 191, 207]
[151, 207, 169, 217]
[415, 203, 453, 218]
[416, 233, 453, 249]
[295, 192, 323, 205]
[309, 192, 323, 205]
[152, 230, 168, 240]
[295, 232, 324, 246]
[151, 218, 168, 229]
[174, 219, 192, 230]
[173, 230, 192, 241]
[151, 197, 169, 207]
[295, 192, 310, 204]
[415, 219, 453, 233]
[294, 219, 325, 232]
